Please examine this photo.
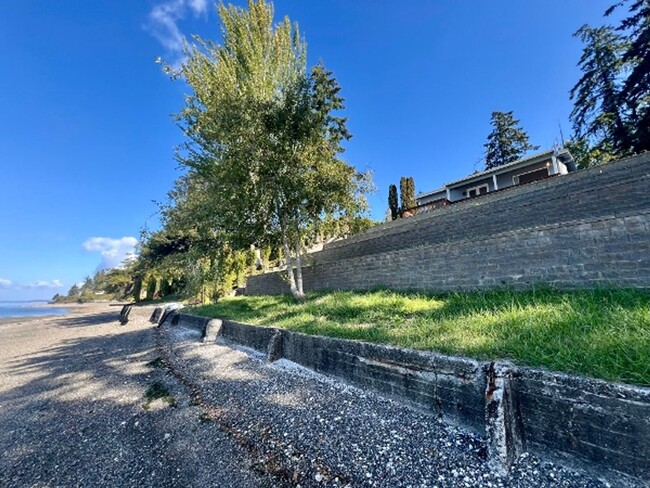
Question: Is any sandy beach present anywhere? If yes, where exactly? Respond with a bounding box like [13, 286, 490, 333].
[0, 303, 267, 487]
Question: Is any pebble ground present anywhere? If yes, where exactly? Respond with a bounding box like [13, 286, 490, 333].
[0, 304, 270, 487]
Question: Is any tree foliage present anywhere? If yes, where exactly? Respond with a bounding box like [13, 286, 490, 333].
[565, 138, 618, 170]
[570, 25, 631, 158]
[607, 0, 650, 152]
[570, 1, 650, 166]
[388, 184, 399, 220]
[55, 268, 135, 303]
[134, 173, 256, 303]
[399, 177, 415, 211]
[484, 111, 539, 169]
[169, 0, 371, 301]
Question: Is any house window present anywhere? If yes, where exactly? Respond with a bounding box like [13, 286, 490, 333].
[513, 167, 549, 185]
[466, 184, 489, 198]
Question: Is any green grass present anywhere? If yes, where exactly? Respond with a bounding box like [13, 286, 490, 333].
[188, 288, 650, 386]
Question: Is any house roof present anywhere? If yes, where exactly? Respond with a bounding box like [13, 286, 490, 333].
[445, 149, 570, 187]
[416, 187, 447, 200]
[416, 148, 573, 201]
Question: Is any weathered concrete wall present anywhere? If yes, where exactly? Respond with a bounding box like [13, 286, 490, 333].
[511, 368, 650, 481]
[170, 312, 209, 332]
[279, 330, 487, 435]
[166, 312, 649, 483]
[221, 320, 279, 354]
[246, 152, 650, 295]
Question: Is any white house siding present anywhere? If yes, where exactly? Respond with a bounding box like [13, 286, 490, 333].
[416, 189, 447, 206]
[448, 177, 494, 201]
[495, 159, 553, 190]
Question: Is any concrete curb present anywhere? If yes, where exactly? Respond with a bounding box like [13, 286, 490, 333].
[149, 303, 185, 326]
[167, 312, 649, 484]
[118, 304, 133, 325]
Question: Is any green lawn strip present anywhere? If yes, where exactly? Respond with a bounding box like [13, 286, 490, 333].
[188, 288, 650, 387]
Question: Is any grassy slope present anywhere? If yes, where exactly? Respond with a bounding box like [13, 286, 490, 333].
[189, 288, 650, 386]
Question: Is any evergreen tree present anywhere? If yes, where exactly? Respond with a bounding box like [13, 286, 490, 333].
[570, 25, 631, 157]
[80, 276, 94, 294]
[484, 111, 540, 169]
[607, 0, 650, 152]
[399, 177, 416, 211]
[388, 184, 399, 220]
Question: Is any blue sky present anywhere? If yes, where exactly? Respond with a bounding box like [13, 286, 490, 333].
[0, 0, 619, 300]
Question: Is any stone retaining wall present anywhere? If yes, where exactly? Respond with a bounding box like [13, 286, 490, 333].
[317, 152, 650, 264]
[247, 212, 650, 294]
[166, 312, 649, 484]
[246, 152, 650, 295]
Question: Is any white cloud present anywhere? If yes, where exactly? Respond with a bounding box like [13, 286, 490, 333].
[83, 236, 138, 271]
[187, 0, 208, 15]
[25, 280, 64, 289]
[146, 0, 209, 60]
[0, 279, 65, 291]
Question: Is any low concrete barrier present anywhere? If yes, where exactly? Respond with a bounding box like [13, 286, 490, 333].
[279, 329, 487, 436]
[169, 311, 208, 332]
[511, 368, 650, 481]
[119, 304, 133, 325]
[166, 312, 649, 483]
[150, 303, 185, 325]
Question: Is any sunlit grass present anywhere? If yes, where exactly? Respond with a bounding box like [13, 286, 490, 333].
[188, 288, 650, 386]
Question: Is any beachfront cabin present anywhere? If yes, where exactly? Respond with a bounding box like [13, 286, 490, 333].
[415, 149, 575, 211]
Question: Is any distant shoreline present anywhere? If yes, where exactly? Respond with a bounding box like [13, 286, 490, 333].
[0, 302, 105, 322]
[0, 302, 114, 325]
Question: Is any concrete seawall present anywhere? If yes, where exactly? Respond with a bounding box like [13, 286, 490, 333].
[164, 311, 649, 484]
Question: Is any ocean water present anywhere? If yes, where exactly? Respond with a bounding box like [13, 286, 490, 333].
[0, 302, 68, 319]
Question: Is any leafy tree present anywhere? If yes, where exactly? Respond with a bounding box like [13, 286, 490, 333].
[133, 276, 143, 303]
[399, 177, 415, 211]
[484, 111, 540, 169]
[606, 0, 650, 152]
[169, 0, 371, 301]
[570, 25, 631, 158]
[102, 268, 135, 298]
[388, 184, 399, 220]
[67, 284, 80, 297]
[565, 138, 618, 169]
[79, 276, 95, 296]
[145, 279, 157, 301]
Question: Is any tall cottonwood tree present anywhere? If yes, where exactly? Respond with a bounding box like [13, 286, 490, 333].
[170, 0, 370, 301]
[484, 111, 539, 169]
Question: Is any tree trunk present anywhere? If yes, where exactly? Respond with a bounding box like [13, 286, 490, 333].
[282, 230, 302, 301]
[294, 238, 305, 301]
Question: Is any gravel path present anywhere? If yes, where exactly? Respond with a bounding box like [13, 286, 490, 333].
[156, 313, 618, 488]
[0, 304, 270, 487]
